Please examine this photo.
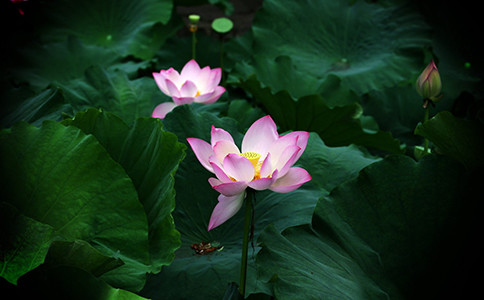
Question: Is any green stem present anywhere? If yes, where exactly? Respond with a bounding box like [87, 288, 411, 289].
[423, 101, 430, 155]
[192, 31, 197, 60]
[220, 39, 225, 84]
[239, 189, 253, 297]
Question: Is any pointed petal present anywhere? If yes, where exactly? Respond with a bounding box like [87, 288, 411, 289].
[153, 72, 170, 95]
[172, 96, 195, 105]
[208, 192, 245, 231]
[281, 131, 309, 162]
[223, 153, 254, 182]
[186, 138, 214, 173]
[181, 59, 201, 80]
[194, 86, 225, 104]
[259, 153, 273, 178]
[209, 180, 248, 196]
[241, 115, 278, 155]
[210, 162, 232, 183]
[248, 177, 274, 191]
[152, 102, 177, 119]
[270, 167, 311, 193]
[267, 134, 298, 167]
[194, 66, 212, 91]
[180, 80, 199, 97]
[165, 79, 181, 97]
[212, 140, 240, 164]
[274, 145, 301, 178]
[211, 126, 235, 147]
[207, 68, 222, 90]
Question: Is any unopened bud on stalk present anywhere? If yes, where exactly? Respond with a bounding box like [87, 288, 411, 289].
[416, 60, 442, 103]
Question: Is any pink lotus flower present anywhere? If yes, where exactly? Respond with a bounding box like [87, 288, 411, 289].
[152, 60, 226, 119]
[187, 116, 311, 230]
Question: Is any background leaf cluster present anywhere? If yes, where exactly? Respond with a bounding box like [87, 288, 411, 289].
[1, 0, 483, 299]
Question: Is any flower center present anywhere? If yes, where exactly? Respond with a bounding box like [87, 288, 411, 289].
[239, 152, 262, 180]
[195, 90, 201, 97]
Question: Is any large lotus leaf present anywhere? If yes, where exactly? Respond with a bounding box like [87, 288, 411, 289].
[250, 0, 430, 95]
[141, 105, 381, 299]
[256, 154, 468, 299]
[0, 121, 149, 288]
[34, 0, 173, 58]
[0, 88, 73, 128]
[315, 154, 468, 298]
[10, 36, 147, 91]
[58, 66, 160, 124]
[231, 55, 361, 105]
[63, 109, 186, 288]
[256, 225, 388, 300]
[0, 203, 55, 284]
[14, 265, 149, 300]
[238, 75, 402, 153]
[414, 111, 484, 170]
[361, 83, 441, 147]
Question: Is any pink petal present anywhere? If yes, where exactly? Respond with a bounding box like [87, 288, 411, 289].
[153, 72, 170, 95]
[207, 68, 222, 90]
[209, 179, 248, 196]
[194, 86, 226, 104]
[211, 125, 235, 146]
[223, 153, 254, 182]
[165, 79, 181, 97]
[172, 96, 196, 105]
[248, 177, 275, 191]
[267, 134, 298, 167]
[161, 68, 180, 83]
[194, 66, 213, 91]
[259, 153, 273, 178]
[270, 167, 311, 193]
[180, 59, 201, 81]
[180, 80, 199, 97]
[212, 140, 240, 164]
[186, 138, 214, 173]
[274, 145, 301, 178]
[241, 115, 279, 155]
[152, 102, 177, 119]
[208, 192, 245, 231]
[210, 162, 232, 183]
[281, 131, 309, 162]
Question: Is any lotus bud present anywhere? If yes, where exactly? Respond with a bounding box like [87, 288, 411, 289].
[416, 60, 442, 102]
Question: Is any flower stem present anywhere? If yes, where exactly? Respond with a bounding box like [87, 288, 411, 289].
[422, 100, 431, 155]
[239, 189, 253, 297]
[192, 30, 197, 60]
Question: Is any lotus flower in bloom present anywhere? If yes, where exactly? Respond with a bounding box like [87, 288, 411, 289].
[187, 116, 311, 230]
[152, 60, 225, 119]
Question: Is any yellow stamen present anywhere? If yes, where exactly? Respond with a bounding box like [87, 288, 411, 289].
[195, 90, 201, 97]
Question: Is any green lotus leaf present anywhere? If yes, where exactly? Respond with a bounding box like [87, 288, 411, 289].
[0, 88, 73, 128]
[237, 75, 402, 153]
[11, 36, 147, 91]
[414, 111, 484, 170]
[0, 203, 55, 284]
[0, 121, 148, 289]
[64, 108, 186, 289]
[34, 0, 173, 58]
[14, 265, 149, 300]
[249, 0, 431, 95]
[58, 66, 160, 124]
[257, 154, 469, 299]
[315, 154, 468, 298]
[256, 224, 388, 300]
